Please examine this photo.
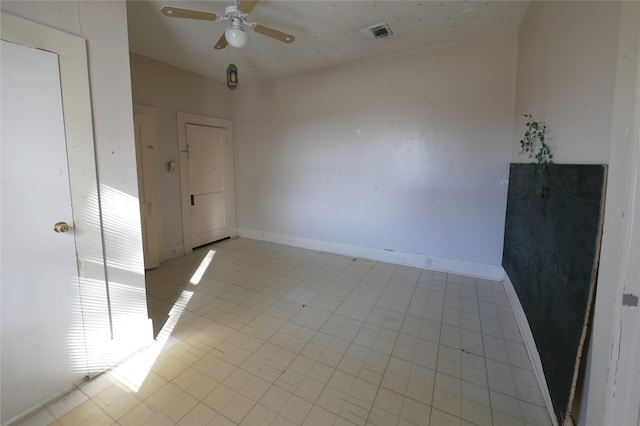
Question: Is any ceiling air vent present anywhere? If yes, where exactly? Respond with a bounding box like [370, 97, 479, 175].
[361, 22, 394, 39]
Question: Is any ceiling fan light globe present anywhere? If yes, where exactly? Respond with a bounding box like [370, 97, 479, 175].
[225, 27, 248, 48]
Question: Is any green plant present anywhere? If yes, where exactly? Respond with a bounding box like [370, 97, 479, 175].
[520, 114, 553, 196]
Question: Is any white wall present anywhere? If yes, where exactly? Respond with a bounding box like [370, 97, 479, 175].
[129, 53, 233, 257]
[1, 0, 152, 406]
[233, 34, 517, 269]
[512, 1, 620, 164]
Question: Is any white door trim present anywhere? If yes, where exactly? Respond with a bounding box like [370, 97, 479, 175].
[607, 5, 640, 423]
[587, 2, 640, 424]
[177, 112, 237, 254]
[134, 104, 161, 269]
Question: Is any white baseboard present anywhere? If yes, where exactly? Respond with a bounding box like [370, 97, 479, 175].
[502, 273, 558, 426]
[237, 228, 504, 281]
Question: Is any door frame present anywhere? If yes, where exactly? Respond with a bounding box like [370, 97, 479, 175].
[606, 7, 640, 423]
[587, 2, 640, 424]
[177, 112, 237, 254]
[134, 104, 161, 269]
[1, 12, 107, 419]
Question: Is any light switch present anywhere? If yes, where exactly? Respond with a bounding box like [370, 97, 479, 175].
[168, 161, 176, 172]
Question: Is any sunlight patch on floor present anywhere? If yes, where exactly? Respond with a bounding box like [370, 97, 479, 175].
[189, 250, 215, 285]
[108, 289, 192, 393]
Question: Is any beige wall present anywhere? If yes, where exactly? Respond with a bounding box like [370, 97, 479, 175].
[233, 33, 518, 268]
[129, 53, 233, 254]
[513, 1, 620, 164]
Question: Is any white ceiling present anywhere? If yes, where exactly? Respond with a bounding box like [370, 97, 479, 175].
[126, 0, 529, 83]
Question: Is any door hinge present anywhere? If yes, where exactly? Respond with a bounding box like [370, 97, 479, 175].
[622, 293, 638, 307]
[181, 144, 190, 159]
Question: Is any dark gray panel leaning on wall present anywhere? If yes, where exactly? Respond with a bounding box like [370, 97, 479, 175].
[502, 163, 606, 425]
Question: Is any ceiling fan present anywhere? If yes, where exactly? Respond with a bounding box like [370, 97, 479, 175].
[160, 0, 295, 49]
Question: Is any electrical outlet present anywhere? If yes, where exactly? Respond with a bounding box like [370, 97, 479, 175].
[166, 246, 180, 260]
[424, 256, 432, 268]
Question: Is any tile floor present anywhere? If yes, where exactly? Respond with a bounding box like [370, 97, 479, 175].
[13, 238, 552, 426]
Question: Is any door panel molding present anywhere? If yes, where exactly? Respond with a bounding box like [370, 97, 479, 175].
[177, 112, 237, 253]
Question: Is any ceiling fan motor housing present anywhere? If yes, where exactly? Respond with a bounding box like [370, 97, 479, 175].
[224, 5, 246, 20]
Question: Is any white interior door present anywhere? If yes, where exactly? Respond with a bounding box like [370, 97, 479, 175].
[134, 105, 160, 269]
[186, 124, 230, 247]
[1, 40, 88, 419]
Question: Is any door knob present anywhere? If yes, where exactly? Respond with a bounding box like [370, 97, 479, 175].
[53, 222, 71, 233]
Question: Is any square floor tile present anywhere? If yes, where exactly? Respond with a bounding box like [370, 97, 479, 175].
[221, 393, 255, 423]
[28, 239, 552, 426]
[53, 399, 114, 426]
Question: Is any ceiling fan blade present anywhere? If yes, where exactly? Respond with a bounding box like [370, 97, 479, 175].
[160, 6, 219, 21]
[214, 33, 228, 50]
[237, 0, 260, 15]
[253, 24, 295, 44]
